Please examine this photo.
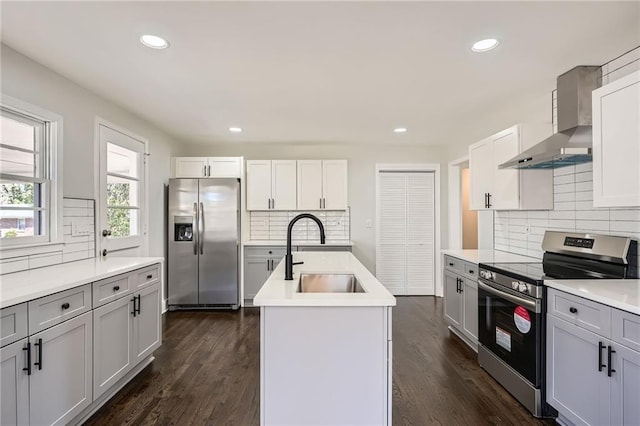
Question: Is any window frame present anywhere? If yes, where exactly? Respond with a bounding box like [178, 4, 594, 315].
[0, 94, 63, 251]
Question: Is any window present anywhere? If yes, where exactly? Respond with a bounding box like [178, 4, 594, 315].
[0, 102, 62, 248]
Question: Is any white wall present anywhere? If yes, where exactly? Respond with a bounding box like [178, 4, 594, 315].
[178, 142, 448, 273]
[1, 44, 179, 258]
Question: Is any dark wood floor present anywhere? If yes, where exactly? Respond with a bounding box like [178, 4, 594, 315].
[86, 297, 553, 425]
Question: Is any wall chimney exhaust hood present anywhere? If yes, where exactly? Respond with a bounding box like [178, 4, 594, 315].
[499, 66, 602, 169]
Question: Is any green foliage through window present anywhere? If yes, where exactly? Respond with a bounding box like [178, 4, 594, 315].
[0, 183, 34, 206]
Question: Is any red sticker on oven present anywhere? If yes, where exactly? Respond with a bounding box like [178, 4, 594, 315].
[514, 306, 531, 334]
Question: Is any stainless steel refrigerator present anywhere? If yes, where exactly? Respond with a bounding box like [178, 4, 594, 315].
[168, 178, 240, 309]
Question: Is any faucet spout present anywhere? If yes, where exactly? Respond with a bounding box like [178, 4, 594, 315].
[285, 213, 326, 280]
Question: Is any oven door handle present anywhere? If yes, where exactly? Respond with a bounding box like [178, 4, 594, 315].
[478, 280, 540, 313]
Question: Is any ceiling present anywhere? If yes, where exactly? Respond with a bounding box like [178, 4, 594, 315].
[1, 1, 639, 146]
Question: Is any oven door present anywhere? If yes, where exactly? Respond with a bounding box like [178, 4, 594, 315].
[478, 279, 542, 387]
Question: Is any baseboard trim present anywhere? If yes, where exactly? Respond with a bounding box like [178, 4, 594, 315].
[69, 355, 155, 425]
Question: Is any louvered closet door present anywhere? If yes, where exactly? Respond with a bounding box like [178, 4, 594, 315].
[377, 171, 435, 296]
[377, 173, 407, 295]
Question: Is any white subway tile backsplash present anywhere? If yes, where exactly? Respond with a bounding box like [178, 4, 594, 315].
[494, 165, 640, 259]
[250, 209, 350, 242]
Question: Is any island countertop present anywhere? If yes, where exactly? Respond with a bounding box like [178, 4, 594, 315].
[0, 257, 164, 308]
[253, 251, 396, 307]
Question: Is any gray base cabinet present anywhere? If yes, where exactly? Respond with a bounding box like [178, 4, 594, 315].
[29, 312, 93, 426]
[547, 288, 640, 426]
[133, 283, 162, 362]
[443, 255, 478, 349]
[1, 338, 29, 425]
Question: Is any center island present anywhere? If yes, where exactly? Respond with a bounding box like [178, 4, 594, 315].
[253, 251, 396, 426]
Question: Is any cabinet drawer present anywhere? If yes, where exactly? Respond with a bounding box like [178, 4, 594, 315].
[547, 288, 611, 337]
[135, 264, 160, 289]
[612, 308, 640, 352]
[444, 255, 464, 273]
[28, 284, 92, 334]
[93, 273, 133, 307]
[463, 262, 478, 278]
[1, 303, 28, 347]
[245, 247, 287, 258]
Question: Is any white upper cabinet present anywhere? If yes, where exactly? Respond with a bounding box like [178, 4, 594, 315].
[172, 157, 242, 178]
[297, 160, 348, 210]
[246, 160, 297, 211]
[592, 70, 640, 207]
[469, 124, 553, 210]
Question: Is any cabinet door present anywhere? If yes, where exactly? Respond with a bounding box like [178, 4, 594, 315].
[172, 157, 207, 178]
[491, 127, 520, 210]
[246, 160, 272, 210]
[132, 283, 162, 363]
[207, 157, 241, 178]
[443, 271, 462, 328]
[469, 138, 494, 210]
[1, 338, 29, 426]
[30, 312, 93, 426]
[244, 256, 270, 302]
[297, 160, 323, 210]
[546, 314, 610, 426]
[593, 71, 640, 207]
[462, 278, 478, 344]
[322, 160, 348, 210]
[271, 160, 297, 210]
[93, 295, 134, 399]
[610, 343, 640, 426]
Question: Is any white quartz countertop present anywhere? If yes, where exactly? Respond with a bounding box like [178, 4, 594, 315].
[244, 240, 353, 246]
[545, 279, 640, 316]
[253, 251, 395, 307]
[0, 257, 164, 308]
[441, 249, 538, 264]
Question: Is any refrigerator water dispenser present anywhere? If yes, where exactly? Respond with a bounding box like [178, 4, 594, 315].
[174, 216, 193, 241]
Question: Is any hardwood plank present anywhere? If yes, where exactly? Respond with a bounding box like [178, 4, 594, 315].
[86, 298, 553, 425]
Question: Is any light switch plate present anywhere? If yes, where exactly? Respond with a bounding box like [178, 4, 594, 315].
[72, 221, 93, 236]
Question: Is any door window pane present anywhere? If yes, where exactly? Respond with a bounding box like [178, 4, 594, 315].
[107, 176, 138, 208]
[107, 208, 138, 237]
[107, 142, 138, 178]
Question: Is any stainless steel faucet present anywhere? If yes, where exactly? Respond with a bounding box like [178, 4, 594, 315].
[285, 213, 326, 280]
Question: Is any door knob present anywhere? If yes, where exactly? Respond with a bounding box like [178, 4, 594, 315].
[102, 229, 112, 237]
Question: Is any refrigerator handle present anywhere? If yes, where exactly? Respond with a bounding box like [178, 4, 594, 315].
[199, 202, 205, 254]
[193, 202, 198, 255]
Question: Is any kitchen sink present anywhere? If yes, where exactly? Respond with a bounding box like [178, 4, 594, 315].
[296, 273, 365, 293]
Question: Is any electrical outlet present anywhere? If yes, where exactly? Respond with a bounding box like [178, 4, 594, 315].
[71, 221, 93, 236]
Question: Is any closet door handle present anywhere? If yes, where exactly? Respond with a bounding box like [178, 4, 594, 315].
[607, 346, 616, 377]
[598, 341, 606, 372]
[34, 338, 43, 370]
[23, 342, 32, 375]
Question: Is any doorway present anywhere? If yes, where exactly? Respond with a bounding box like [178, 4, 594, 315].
[461, 166, 478, 249]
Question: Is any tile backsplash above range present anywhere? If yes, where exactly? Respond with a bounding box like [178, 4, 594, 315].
[495, 162, 640, 260]
[250, 210, 350, 242]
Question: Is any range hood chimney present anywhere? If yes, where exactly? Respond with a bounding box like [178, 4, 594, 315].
[499, 66, 602, 169]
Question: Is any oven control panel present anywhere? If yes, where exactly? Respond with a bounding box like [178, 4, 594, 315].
[480, 270, 494, 280]
[479, 267, 543, 299]
[511, 281, 530, 294]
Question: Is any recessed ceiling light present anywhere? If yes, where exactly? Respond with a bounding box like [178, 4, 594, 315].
[229, 127, 242, 133]
[394, 127, 407, 133]
[140, 34, 169, 49]
[472, 38, 499, 52]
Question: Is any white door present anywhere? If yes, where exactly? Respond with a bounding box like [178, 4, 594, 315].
[469, 138, 494, 210]
[29, 312, 93, 426]
[132, 283, 162, 363]
[610, 343, 640, 426]
[322, 160, 348, 210]
[377, 170, 436, 296]
[1, 338, 29, 426]
[492, 128, 520, 210]
[297, 160, 323, 210]
[98, 124, 147, 256]
[93, 295, 134, 399]
[172, 157, 207, 178]
[271, 160, 297, 210]
[593, 71, 640, 207]
[246, 160, 272, 211]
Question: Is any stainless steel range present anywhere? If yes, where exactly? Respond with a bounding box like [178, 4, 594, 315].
[477, 231, 638, 418]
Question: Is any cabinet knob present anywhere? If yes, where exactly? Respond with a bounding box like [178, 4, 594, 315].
[113, 285, 120, 291]
[147, 274, 153, 280]
[569, 307, 578, 314]
[61, 302, 70, 310]
[449, 262, 454, 266]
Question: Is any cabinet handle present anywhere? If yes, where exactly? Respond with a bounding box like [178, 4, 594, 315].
[61, 302, 70, 310]
[204, 165, 207, 176]
[207, 165, 211, 176]
[271, 259, 274, 270]
[487, 193, 492, 208]
[22, 343, 32, 376]
[131, 296, 137, 317]
[455, 277, 460, 293]
[136, 295, 141, 315]
[484, 193, 488, 208]
[598, 341, 606, 372]
[607, 346, 616, 377]
[266, 260, 270, 271]
[569, 307, 578, 314]
[113, 285, 120, 291]
[34, 338, 42, 370]
[320, 198, 322, 209]
[147, 274, 153, 280]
